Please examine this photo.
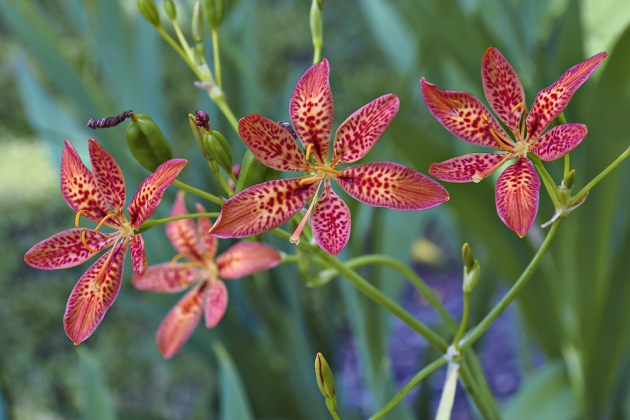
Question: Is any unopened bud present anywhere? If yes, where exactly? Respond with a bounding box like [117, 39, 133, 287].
[278, 121, 297, 139]
[126, 113, 174, 171]
[195, 110, 210, 130]
[137, 0, 161, 27]
[164, 0, 177, 20]
[462, 243, 480, 293]
[203, 130, 233, 174]
[192, 2, 204, 43]
[563, 169, 576, 190]
[315, 352, 336, 411]
[189, 113, 212, 161]
[203, 0, 224, 31]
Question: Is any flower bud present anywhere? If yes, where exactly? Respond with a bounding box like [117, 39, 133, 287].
[310, 0, 323, 50]
[462, 243, 480, 293]
[203, 130, 233, 174]
[563, 169, 576, 190]
[192, 1, 204, 43]
[188, 113, 212, 161]
[137, 0, 161, 27]
[315, 352, 336, 411]
[126, 113, 174, 172]
[164, 0, 177, 20]
[203, 0, 224, 31]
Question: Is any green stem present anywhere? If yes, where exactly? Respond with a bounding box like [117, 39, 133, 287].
[313, 42, 322, 64]
[156, 26, 205, 80]
[171, 179, 225, 205]
[461, 219, 563, 352]
[459, 362, 500, 420]
[279, 253, 299, 265]
[330, 411, 341, 420]
[453, 291, 470, 349]
[465, 352, 500, 416]
[210, 165, 234, 197]
[570, 144, 630, 206]
[171, 19, 194, 61]
[368, 357, 448, 420]
[564, 153, 570, 178]
[211, 29, 222, 89]
[213, 96, 240, 134]
[531, 156, 561, 208]
[136, 212, 220, 233]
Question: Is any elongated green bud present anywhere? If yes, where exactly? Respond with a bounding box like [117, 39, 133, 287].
[315, 353, 336, 412]
[235, 150, 281, 193]
[563, 169, 576, 189]
[164, 0, 177, 20]
[137, 0, 161, 27]
[203, 130, 233, 174]
[310, 0, 323, 51]
[462, 243, 480, 293]
[192, 1, 204, 43]
[203, 0, 224, 31]
[188, 113, 212, 160]
[126, 113, 174, 171]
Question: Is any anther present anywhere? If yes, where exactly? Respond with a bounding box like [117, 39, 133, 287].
[299, 176, 325, 185]
[94, 213, 117, 232]
[511, 103, 527, 114]
[81, 231, 100, 253]
[75, 209, 97, 227]
[169, 253, 186, 268]
[481, 114, 513, 153]
[312, 166, 343, 176]
[305, 143, 314, 161]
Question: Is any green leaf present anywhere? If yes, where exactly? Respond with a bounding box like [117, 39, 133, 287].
[78, 348, 117, 420]
[213, 341, 255, 420]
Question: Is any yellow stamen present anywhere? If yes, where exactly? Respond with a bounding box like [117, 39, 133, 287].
[75, 209, 97, 227]
[169, 253, 186, 268]
[94, 213, 117, 232]
[305, 143, 314, 161]
[481, 114, 514, 153]
[299, 176, 325, 185]
[81, 231, 100, 253]
[176, 261, 207, 269]
[511, 103, 528, 141]
[312, 166, 343, 176]
[472, 153, 516, 183]
[511, 103, 527, 113]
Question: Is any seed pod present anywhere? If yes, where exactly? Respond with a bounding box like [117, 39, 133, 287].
[202, 130, 233, 174]
[192, 1, 204, 43]
[563, 169, 576, 189]
[202, 0, 224, 31]
[126, 113, 174, 172]
[315, 352, 337, 412]
[137, 0, 161, 27]
[164, 0, 177, 20]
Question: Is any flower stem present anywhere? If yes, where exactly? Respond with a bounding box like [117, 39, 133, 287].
[453, 291, 470, 349]
[156, 26, 205, 80]
[171, 19, 194, 61]
[459, 362, 500, 420]
[171, 179, 225, 205]
[564, 153, 570, 178]
[368, 357, 448, 420]
[330, 411, 341, 420]
[136, 212, 220, 233]
[460, 219, 563, 352]
[570, 144, 630, 206]
[211, 29, 222, 89]
[531, 155, 561, 208]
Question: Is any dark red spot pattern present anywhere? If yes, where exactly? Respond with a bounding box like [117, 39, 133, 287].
[429, 153, 510, 183]
[88, 139, 127, 216]
[532, 123, 588, 162]
[310, 182, 351, 255]
[495, 157, 540, 237]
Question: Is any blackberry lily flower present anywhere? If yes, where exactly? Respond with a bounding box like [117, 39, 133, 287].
[24, 139, 187, 344]
[132, 192, 281, 358]
[210, 59, 449, 254]
[423, 48, 607, 237]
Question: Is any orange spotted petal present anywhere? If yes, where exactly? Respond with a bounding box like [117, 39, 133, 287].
[209, 178, 319, 238]
[495, 157, 540, 237]
[239, 115, 312, 172]
[128, 159, 188, 229]
[420, 78, 507, 151]
[130, 234, 147, 278]
[532, 123, 588, 162]
[289, 58, 334, 164]
[216, 242, 281, 279]
[88, 139, 127, 217]
[131, 263, 203, 293]
[61, 140, 117, 227]
[24, 228, 118, 270]
[337, 162, 450, 210]
[527, 52, 607, 140]
[310, 181, 351, 255]
[63, 238, 128, 345]
[195, 203, 218, 260]
[429, 153, 509, 183]
[331, 93, 400, 165]
[166, 191, 204, 262]
[204, 280, 228, 328]
[481, 47, 526, 134]
[156, 282, 208, 358]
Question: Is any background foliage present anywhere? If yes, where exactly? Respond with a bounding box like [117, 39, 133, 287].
[1, 0, 630, 418]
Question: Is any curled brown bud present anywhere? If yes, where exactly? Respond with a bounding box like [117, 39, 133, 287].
[195, 110, 210, 130]
[278, 121, 297, 139]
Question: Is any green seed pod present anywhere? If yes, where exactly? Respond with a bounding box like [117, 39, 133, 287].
[234, 150, 281, 193]
[164, 0, 177, 20]
[126, 113, 174, 172]
[310, 0, 323, 49]
[192, 1, 204, 43]
[203, 130, 233, 174]
[137, 0, 161, 27]
[563, 169, 576, 190]
[202, 0, 224, 31]
[315, 353, 336, 401]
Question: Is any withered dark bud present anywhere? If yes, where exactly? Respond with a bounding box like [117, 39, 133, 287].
[278, 121, 297, 139]
[87, 110, 134, 129]
[195, 110, 210, 130]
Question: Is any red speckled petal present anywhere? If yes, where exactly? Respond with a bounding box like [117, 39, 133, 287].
[63, 239, 128, 345]
[131, 263, 203, 293]
[128, 159, 188, 228]
[130, 234, 147, 278]
[420, 78, 507, 151]
[216, 242, 281, 279]
[204, 280, 228, 328]
[332, 94, 400, 165]
[532, 123, 588, 161]
[88, 139, 126, 217]
[239, 115, 312, 172]
[310, 182, 351, 255]
[289, 59, 334, 164]
[481, 47, 526, 134]
[165, 191, 204, 262]
[337, 162, 450, 210]
[61, 140, 117, 227]
[429, 153, 508, 183]
[527, 52, 607, 140]
[195, 203, 218, 260]
[156, 282, 208, 358]
[495, 157, 540, 237]
[209, 178, 319, 238]
[24, 228, 118, 270]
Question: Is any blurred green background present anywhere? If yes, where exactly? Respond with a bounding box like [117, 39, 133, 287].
[1, 0, 630, 419]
